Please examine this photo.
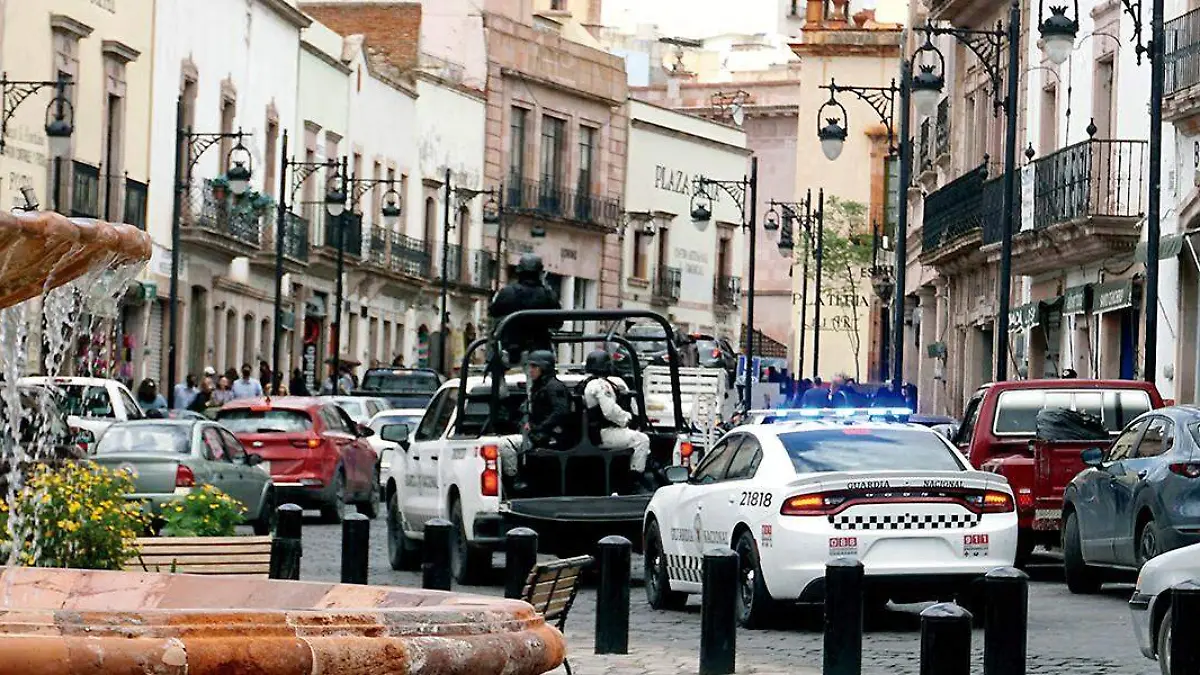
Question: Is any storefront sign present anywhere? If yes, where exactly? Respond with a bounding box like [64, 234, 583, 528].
[654, 165, 698, 196]
[1063, 285, 1091, 315]
[140, 282, 157, 302]
[1008, 302, 1040, 332]
[1093, 280, 1136, 313]
[302, 343, 318, 393]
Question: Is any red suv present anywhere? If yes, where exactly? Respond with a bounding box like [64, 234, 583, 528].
[217, 397, 379, 523]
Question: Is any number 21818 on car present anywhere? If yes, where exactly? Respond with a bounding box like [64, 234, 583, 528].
[642, 411, 1018, 628]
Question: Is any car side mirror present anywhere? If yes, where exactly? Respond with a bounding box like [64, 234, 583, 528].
[357, 423, 374, 438]
[665, 465, 690, 484]
[245, 453, 264, 466]
[380, 423, 410, 445]
[1081, 447, 1105, 468]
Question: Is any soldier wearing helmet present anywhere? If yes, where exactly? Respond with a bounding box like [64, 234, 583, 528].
[497, 349, 572, 493]
[488, 254, 563, 365]
[582, 349, 654, 493]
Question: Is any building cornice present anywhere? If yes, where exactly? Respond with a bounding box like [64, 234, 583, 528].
[101, 40, 140, 64]
[261, 0, 313, 29]
[49, 14, 93, 40]
[415, 69, 486, 102]
[630, 117, 751, 156]
[499, 66, 624, 107]
[302, 40, 352, 75]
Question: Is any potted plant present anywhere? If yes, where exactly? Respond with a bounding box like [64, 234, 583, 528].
[160, 484, 246, 537]
[210, 176, 230, 201]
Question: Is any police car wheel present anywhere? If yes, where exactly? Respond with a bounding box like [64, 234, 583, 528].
[644, 520, 687, 611]
[734, 529, 774, 629]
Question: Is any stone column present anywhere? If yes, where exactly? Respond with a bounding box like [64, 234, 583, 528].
[916, 287, 937, 414]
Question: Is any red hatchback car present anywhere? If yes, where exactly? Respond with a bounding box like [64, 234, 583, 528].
[217, 397, 379, 523]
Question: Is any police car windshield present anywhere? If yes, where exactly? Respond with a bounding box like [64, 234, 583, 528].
[778, 428, 964, 474]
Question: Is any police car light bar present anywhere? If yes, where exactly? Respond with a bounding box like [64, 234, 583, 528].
[749, 407, 914, 421]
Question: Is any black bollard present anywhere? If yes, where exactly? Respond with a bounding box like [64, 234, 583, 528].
[824, 557, 864, 675]
[1171, 580, 1200, 674]
[422, 518, 453, 591]
[919, 603, 972, 675]
[505, 527, 539, 600]
[268, 503, 303, 580]
[340, 513, 370, 585]
[594, 535, 632, 655]
[699, 547, 738, 675]
[983, 567, 1028, 675]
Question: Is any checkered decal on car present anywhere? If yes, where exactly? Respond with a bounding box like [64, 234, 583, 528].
[829, 512, 981, 531]
[666, 554, 703, 584]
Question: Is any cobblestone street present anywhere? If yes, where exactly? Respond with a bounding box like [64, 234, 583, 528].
[298, 516, 1156, 675]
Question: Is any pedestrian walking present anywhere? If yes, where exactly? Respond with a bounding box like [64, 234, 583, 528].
[172, 374, 198, 411]
[188, 377, 214, 413]
[289, 368, 310, 397]
[231, 363, 264, 399]
[800, 377, 829, 407]
[136, 378, 168, 413]
[211, 376, 234, 406]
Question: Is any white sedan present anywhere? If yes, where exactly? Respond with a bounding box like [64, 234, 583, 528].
[643, 413, 1018, 627]
[1130, 541, 1200, 675]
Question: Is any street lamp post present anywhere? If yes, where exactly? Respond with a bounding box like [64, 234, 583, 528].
[815, 70, 908, 391]
[438, 171, 499, 375]
[1033, 0, 1162, 383]
[913, 10, 1021, 382]
[165, 98, 252, 405]
[766, 189, 826, 380]
[0, 73, 75, 215]
[690, 156, 758, 410]
[326, 159, 348, 392]
[270, 132, 340, 392]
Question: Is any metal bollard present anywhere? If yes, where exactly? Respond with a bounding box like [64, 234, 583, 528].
[504, 527, 539, 600]
[824, 557, 864, 675]
[422, 518, 453, 591]
[594, 535, 632, 655]
[983, 567, 1028, 675]
[919, 603, 972, 675]
[340, 513, 370, 585]
[268, 503, 303, 580]
[1171, 580, 1200, 675]
[699, 547, 738, 675]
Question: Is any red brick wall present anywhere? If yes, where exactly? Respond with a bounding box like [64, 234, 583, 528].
[301, 2, 422, 71]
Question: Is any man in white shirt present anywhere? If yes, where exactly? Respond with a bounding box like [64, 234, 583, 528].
[231, 363, 264, 399]
[581, 349, 652, 492]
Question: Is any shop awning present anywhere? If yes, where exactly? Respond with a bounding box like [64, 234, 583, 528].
[1093, 280, 1137, 313]
[1063, 284, 1092, 315]
[1135, 233, 1186, 263]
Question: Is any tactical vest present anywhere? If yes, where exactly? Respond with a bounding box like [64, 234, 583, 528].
[580, 375, 622, 444]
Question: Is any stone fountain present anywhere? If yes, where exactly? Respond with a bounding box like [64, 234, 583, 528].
[0, 210, 566, 675]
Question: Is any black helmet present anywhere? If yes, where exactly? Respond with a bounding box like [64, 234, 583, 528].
[516, 254, 544, 278]
[585, 349, 612, 376]
[526, 349, 556, 373]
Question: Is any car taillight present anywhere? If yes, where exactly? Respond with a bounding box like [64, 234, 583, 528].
[679, 441, 694, 468]
[290, 437, 321, 449]
[1014, 488, 1033, 512]
[780, 493, 845, 516]
[1170, 463, 1200, 478]
[711, 348, 721, 358]
[481, 444, 499, 497]
[966, 490, 1016, 513]
[175, 465, 195, 488]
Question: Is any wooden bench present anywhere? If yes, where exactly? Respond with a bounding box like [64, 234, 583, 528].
[124, 536, 273, 576]
[521, 555, 593, 675]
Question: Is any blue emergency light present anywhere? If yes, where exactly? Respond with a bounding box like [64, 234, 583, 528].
[749, 407, 914, 422]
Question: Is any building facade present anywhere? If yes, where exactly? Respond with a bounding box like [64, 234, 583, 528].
[622, 100, 748, 340]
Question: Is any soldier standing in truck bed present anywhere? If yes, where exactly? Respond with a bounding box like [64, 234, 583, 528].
[488, 254, 563, 365]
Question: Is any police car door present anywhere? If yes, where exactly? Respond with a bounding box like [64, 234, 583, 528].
[698, 434, 767, 551]
[671, 435, 744, 580]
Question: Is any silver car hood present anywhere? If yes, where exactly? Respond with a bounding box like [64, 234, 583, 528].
[1138, 542, 1200, 597]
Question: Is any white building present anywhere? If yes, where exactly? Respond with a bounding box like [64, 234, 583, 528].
[623, 99, 748, 340]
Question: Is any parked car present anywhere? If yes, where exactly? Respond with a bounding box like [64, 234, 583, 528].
[1061, 406, 1200, 593]
[324, 395, 389, 426]
[368, 408, 426, 495]
[692, 333, 737, 380]
[216, 397, 379, 523]
[0, 385, 86, 494]
[91, 419, 275, 535]
[19, 376, 145, 451]
[1130, 541, 1200, 675]
[353, 368, 443, 409]
[952, 379, 1163, 562]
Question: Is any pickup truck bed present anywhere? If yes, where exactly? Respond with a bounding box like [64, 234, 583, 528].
[1032, 439, 1104, 533]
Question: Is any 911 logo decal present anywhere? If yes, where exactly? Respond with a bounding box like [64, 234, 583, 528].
[829, 536, 858, 557]
[963, 533, 989, 557]
[761, 524, 773, 547]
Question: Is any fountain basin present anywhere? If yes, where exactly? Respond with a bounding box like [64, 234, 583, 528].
[0, 566, 565, 675]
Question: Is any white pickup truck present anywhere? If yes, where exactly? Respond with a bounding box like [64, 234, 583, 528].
[379, 368, 691, 584]
[19, 376, 144, 451]
[643, 365, 734, 446]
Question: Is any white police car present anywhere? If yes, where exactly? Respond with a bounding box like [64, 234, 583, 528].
[642, 408, 1018, 627]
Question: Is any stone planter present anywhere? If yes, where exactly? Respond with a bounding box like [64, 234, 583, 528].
[0, 566, 565, 675]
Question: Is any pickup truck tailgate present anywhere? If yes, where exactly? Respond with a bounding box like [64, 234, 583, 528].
[502, 495, 651, 524]
[1032, 440, 1094, 530]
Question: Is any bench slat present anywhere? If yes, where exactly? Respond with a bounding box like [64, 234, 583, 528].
[125, 563, 271, 574]
[134, 536, 273, 546]
[135, 554, 271, 565]
[133, 544, 273, 556]
[522, 572, 581, 596]
[538, 597, 573, 620]
[125, 536, 274, 577]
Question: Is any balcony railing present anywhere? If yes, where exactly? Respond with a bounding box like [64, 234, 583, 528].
[1031, 138, 1147, 231]
[981, 174, 1014, 245]
[391, 233, 431, 278]
[444, 243, 467, 284]
[504, 177, 623, 229]
[922, 163, 986, 251]
[71, 161, 101, 219]
[191, 179, 262, 247]
[652, 266, 682, 303]
[369, 225, 388, 266]
[935, 99, 950, 157]
[918, 119, 932, 173]
[282, 212, 309, 262]
[1167, 6, 1200, 95]
[322, 213, 362, 258]
[124, 178, 148, 230]
[473, 249, 497, 290]
[715, 275, 741, 308]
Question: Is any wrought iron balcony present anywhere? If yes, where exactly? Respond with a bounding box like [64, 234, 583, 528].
[282, 212, 309, 262]
[444, 243, 468, 284]
[504, 177, 623, 230]
[473, 249, 497, 291]
[935, 99, 950, 158]
[921, 163, 986, 254]
[918, 119, 932, 173]
[980, 174, 1015, 246]
[71, 161, 101, 219]
[322, 213, 362, 258]
[1167, 7, 1200, 96]
[390, 232, 431, 278]
[186, 179, 263, 249]
[369, 225, 389, 267]
[1031, 138, 1146, 231]
[651, 266, 682, 304]
[715, 275, 742, 308]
